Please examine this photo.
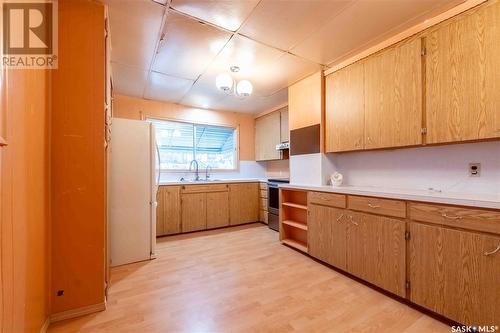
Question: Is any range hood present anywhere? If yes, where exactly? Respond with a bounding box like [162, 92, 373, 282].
[275, 142, 290, 151]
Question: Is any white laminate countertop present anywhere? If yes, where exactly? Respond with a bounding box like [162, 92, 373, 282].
[279, 184, 500, 210]
[159, 178, 267, 186]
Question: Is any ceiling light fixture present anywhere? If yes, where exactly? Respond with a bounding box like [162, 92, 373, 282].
[215, 66, 253, 98]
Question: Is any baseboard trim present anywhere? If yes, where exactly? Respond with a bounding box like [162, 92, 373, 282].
[40, 317, 50, 333]
[50, 301, 106, 323]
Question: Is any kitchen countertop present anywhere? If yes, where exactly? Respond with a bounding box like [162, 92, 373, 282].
[159, 178, 267, 185]
[279, 184, 500, 210]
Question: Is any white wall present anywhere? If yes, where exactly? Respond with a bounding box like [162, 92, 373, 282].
[160, 160, 266, 182]
[323, 141, 500, 196]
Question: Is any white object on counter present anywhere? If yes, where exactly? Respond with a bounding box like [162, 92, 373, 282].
[330, 172, 343, 187]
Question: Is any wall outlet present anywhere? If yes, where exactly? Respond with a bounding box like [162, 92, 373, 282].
[469, 163, 481, 177]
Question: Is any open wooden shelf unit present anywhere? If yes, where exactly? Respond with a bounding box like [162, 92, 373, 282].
[280, 189, 308, 252]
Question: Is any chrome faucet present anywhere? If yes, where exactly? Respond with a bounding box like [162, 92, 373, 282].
[205, 165, 212, 180]
[189, 159, 200, 181]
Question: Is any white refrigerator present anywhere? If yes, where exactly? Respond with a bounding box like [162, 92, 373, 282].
[109, 118, 159, 267]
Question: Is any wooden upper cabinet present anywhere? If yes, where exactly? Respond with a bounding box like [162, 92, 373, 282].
[288, 71, 323, 131]
[255, 111, 281, 161]
[364, 37, 423, 149]
[280, 108, 289, 142]
[325, 61, 364, 152]
[425, 1, 500, 144]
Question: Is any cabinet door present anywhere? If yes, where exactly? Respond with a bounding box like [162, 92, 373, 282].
[229, 183, 259, 225]
[325, 62, 364, 152]
[308, 204, 347, 270]
[156, 186, 181, 236]
[347, 212, 406, 297]
[409, 223, 500, 325]
[181, 193, 206, 232]
[364, 37, 422, 149]
[425, 1, 500, 143]
[280, 108, 289, 142]
[255, 112, 281, 161]
[207, 191, 229, 229]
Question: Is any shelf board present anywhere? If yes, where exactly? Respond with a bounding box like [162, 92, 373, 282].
[282, 202, 307, 210]
[282, 220, 308, 231]
[282, 238, 308, 253]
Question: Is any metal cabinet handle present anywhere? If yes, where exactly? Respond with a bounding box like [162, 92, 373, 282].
[336, 214, 344, 222]
[349, 215, 359, 226]
[441, 213, 462, 220]
[368, 203, 380, 208]
[484, 245, 500, 256]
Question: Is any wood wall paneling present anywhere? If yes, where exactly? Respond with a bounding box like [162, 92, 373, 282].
[1, 68, 50, 332]
[425, 0, 500, 144]
[51, 0, 106, 314]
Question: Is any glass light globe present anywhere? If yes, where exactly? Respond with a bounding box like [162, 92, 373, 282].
[236, 80, 253, 97]
[215, 73, 233, 92]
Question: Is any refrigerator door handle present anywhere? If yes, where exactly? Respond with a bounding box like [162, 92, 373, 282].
[155, 142, 161, 186]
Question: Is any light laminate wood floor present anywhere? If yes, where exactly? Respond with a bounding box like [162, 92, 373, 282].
[48, 224, 451, 333]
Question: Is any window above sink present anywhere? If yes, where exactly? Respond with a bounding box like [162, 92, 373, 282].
[148, 118, 238, 171]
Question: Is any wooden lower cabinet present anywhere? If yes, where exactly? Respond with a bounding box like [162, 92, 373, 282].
[156, 186, 181, 236]
[181, 193, 206, 232]
[409, 222, 500, 325]
[229, 183, 259, 225]
[346, 211, 406, 297]
[308, 204, 347, 270]
[207, 191, 229, 229]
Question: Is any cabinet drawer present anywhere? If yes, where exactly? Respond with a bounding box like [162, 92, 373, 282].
[260, 189, 268, 199]
[308, 191, 346, 208]
[259, 182, 268, 190]
[409, 203, 500, 235]
[260, 198, 268, 210]
[181, 184, 228, 193]
[259, 210, 268, 223]
[348, 196, 406, 218]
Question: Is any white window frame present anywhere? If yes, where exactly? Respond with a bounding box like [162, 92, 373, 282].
[147, 117, 240, 172]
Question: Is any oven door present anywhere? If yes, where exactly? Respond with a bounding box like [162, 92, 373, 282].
[267, 183, 279, 215]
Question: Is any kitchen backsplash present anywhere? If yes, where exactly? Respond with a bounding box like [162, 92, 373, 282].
[159, 160, 266, 182]
[323, 141, 500, 196]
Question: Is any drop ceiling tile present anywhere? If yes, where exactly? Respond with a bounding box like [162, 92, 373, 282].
[239, 0, 353, 51]
[250, 53, 321, 96]
[106, 0, 165, 70]
[170, 0, 260, 31]
[212, 88, 288, 114]
[111, 62, 149, 98]
[208, 35, 284, 81]
[145, 72, 194, 103]
[291, 0, 464, 65]
[152, 11, 232, 80]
